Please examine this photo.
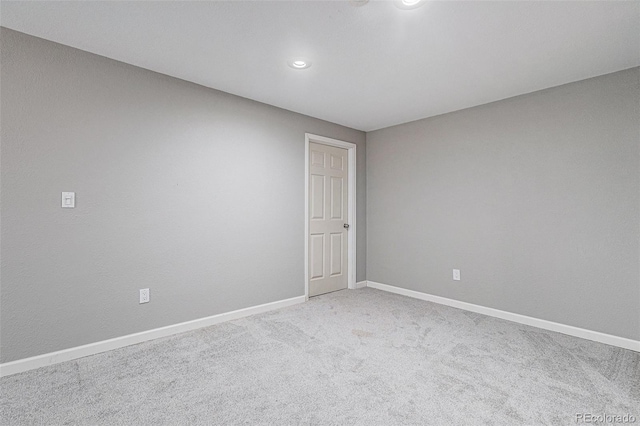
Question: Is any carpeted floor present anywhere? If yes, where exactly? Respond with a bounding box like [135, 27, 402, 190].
[1, 288, 638, 425]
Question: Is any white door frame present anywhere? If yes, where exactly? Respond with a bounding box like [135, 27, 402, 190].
[304, 133, 357, 300]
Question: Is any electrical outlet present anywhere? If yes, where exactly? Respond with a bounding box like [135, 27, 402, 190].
[139, 288, 150, 304]
[453, 269, 461, 281]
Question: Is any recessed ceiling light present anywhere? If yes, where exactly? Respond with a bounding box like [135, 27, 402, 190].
[394, 0, 425, 10]
[288, 58, 312, 69]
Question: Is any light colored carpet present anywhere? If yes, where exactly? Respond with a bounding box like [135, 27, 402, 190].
[1, 288, 638, 425]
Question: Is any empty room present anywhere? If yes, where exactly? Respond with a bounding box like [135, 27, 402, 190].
[0, 1, 638, 425]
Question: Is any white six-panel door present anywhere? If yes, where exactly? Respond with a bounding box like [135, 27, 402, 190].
[309, 142, 349, 297]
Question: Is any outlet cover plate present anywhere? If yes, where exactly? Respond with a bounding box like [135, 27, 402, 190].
[139, 288, 150, 304]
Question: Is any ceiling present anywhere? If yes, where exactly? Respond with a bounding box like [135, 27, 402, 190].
[1, 0, 638, 131]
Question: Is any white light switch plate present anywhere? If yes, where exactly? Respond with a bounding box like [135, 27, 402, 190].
[61, 192, 75, 208]
[453, 269, 461, 281]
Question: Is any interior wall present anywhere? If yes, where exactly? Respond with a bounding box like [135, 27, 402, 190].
[0, 28, 366, 363]
[366, 67, 640, 340]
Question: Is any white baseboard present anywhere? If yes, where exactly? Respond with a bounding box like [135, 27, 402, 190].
[365, 281, 640, 352]
[0, 295, 306, 377]
[354, 280, 368, 289]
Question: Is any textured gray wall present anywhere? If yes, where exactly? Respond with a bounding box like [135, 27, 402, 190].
[367, 68, 640, 340]
[0, 28, 366, 363]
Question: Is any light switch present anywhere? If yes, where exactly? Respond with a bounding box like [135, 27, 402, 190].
[61, 192, 75, 208]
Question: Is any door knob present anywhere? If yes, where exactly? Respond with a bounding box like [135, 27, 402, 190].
[343, 224, 350, 229]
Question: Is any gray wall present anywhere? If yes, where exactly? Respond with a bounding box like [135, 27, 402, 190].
[0, 28, 366, 363]
[367, 68, 639, 340]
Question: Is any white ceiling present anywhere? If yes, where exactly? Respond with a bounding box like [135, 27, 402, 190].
[1, 0, 638, 131]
